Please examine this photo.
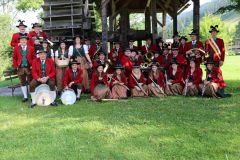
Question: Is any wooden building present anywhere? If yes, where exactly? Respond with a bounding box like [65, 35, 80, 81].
[95, 0, 200, 53]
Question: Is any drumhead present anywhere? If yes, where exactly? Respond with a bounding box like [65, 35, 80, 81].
[61, 89, 76, 105]
[36, 92, 52, 106]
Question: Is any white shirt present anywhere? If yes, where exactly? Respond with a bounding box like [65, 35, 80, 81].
[68, 45, 89, 57]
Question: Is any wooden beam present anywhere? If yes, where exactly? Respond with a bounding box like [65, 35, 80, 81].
[193, 0, 200, 35]
[110, 0, 131, 19]
[120, 8, 129, 48]
[162, 11, 167, 41]
[101, 0, 108, 54]
[157, 1, 173, 17]
[102, 0, 111, 6]
[151, 0, 158, 44]
[157, 19, 163, 27]
[177, 3, 191, 15]
[145, 7, 151, 34]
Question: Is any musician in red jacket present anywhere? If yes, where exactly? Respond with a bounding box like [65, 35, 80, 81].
[171, 47, 187, 70]
[205, 25, 225, 67]
[63, 60, 83, 100]
[129, 63, 148, 97]
[28, 23, 48, 47]
[165, 59, 184, 96]
[128, 36, 138, 51]
[200, 60, 230, 98]
[158, 44, 172, 70]
[108, 40, 124, 66]
[183, 57, 202, 96]
[10, 20, 29, 48]
[120, 48, 134, 76]
[178, 36, 188, 56]
[90, 62, 111, 101]
[110, 63, 128, 99]
[29, 50, 57, 108]
[88, 34, 103, 60]
[147, 62, 165, 97]
[185, 29, 204, 66]
[141, 35, 157, 55]
[12, 33, 35, 102]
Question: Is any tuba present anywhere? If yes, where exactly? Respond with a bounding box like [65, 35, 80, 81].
[140, 51, 154, 69]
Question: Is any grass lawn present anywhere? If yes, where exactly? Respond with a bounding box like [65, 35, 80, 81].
[0, 56, 240, 160]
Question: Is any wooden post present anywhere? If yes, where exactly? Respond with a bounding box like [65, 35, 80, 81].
[151, 0, 157, 44]
[101, 0, 108, 54]
[193, 0, 200, 35]
[109, 16, 114, 49]
[120, 8, 129, 48]
[145, 8, 151, 34]
[172, 13, 177, 35]
[162, 11, 167, 41]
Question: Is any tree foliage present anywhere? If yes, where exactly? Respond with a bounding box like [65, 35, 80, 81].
[216, 0, 240, 13]
[234, 21, 240, 38]
[16, 0, 43, 12]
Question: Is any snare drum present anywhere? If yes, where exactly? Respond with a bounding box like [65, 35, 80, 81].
[61, 89, 76, 105]
[35, 84, 54, 106]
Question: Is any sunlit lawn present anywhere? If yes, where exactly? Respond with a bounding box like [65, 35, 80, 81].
[0, 56, 240, 160]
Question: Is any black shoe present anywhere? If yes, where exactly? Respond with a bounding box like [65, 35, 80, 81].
[76, 97, 80, 101]
[51, 101, 58, 106]
[22, 98, 28, 102]
[30, 103, 36, 108]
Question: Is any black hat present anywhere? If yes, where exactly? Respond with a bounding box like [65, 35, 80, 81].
[73, 35, 83, 40]
[16, 20, 27, 28]
[180, 36, 188, 41]
[32, 23, 42, 29]
[59, 39, 67, 44]
[172, 31, 179, 38]
[18, 33, 29, 40]
[156, 37, 163, 43]
[209, 25, 220, 33]
[95, 34, 101, 40]
[96, 61, 105, 68]
[114, 62, 124, 70]
[163, 43, 170, 50]
[38, 50, 47, 54]
[204, 59, 214, 65]
[145, 34, 152, 40]
[189, 29, 198, 36]
[113, 37, 121, 44]
[127, 35, 135, 42]
[98, 51, 106, 56]
[42, 38, 49, 44]
[124, 48, 131, 52]
[150, 61, 159, 67]
[133, 62, 140, 68]
[171, 46, 179, 51]
[188, 56, 196, 62]
[71, 59, 80, 65]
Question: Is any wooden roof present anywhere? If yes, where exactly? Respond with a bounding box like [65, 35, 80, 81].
[94, 0, 190, 17]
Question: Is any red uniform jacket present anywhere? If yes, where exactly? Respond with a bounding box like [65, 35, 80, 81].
[90, 72, 109, 96]
[158, 54, 172, 70]
[110, 75, 128, 87]
[147, 72, 165, 88]
[89, 44, 102, 59]
[184, 67, 203, 86]
[206, 67, 226, 89]
[10, 32, 31, 47]
[167, 67, 184, 85]
[28, 31, 48, 47]
[32, 58, 56, 80]
[12, 45, 36, 69]
[108, 47, 124, 64]
[178, 44, 188, 56]
[205, 38, 225, 62]
[129, 74, 146, 89]
[92, 60, 111, 73]
[141, 45, 157, 55]
[171, 54, 187, 67]
[63, 68, 83, 88]
[185, 41, 204, 65]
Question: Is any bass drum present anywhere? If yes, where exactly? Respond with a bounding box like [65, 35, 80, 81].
[61, 89, 76, 105]
[35, 84, 56, 106]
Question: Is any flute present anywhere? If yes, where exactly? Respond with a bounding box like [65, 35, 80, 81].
[149, 76, 165, 95]
[131, 74, 148, 96]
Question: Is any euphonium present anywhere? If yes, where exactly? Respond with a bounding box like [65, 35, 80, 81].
[144, 51, 154, 63]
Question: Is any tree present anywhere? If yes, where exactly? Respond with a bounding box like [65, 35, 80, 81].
[16, 0, 43, 12]
[216, 0, 240, 13]
[184, 14, 235, 51]
[234, 22, 240, 38]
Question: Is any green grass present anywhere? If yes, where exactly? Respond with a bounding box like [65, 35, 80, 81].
[0, 56, 240, 160]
